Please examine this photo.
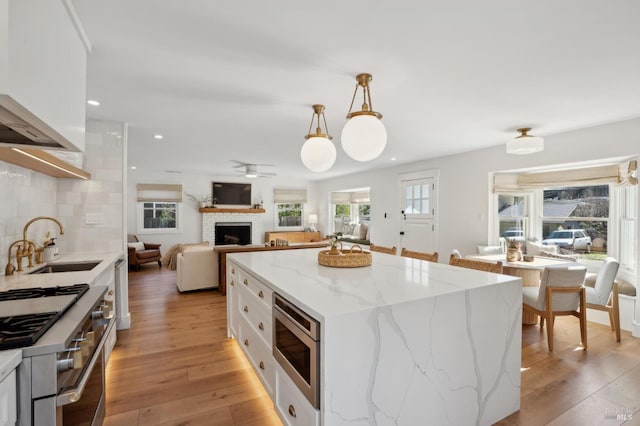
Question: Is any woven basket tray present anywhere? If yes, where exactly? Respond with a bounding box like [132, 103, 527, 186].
[318, 244, 372, 268]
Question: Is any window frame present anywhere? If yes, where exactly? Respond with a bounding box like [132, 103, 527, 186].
[273, 202, 304, 231]
[136, 201, 182, 234]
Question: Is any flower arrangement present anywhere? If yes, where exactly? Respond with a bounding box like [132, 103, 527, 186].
[506, 238, 522, 250]
[185, 193, 214, 207]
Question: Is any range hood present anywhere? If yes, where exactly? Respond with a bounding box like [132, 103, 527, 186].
[0, 97, 71, 150]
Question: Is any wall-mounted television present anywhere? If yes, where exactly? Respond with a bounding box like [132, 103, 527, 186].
[212, 182, 252, 206]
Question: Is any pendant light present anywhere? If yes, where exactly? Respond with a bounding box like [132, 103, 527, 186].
[301, 104, 336, 173]
[506, 127, 544, 155]
[341, 73, 387, 162]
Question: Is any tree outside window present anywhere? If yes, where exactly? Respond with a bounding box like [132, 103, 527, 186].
[277, 203, 302, 227]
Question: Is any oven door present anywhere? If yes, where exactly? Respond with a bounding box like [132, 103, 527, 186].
[273, 303, 320, 408]
[56, 318, 113, 426]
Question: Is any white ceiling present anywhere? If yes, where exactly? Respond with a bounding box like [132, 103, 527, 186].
[71, 0, 640, 181]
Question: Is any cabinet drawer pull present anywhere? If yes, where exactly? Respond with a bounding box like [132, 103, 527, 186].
[288, 404, 296, 418]
[244, 339, 249, 346]
[108, 290, 114, 296]
[258, 322, 264, 331]
[243, 279, 248, 286]
[231, 268, 235, 274]
[259, 361, 264, 370]
[230, 280, 235, 286]
[243, 306, 249, 313]
[258, 290, 264, 298]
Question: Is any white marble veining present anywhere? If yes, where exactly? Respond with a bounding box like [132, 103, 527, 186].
[229, 249, 522, 425]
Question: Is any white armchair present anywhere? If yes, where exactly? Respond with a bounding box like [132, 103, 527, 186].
[176, 246, 219, 292]
[584, 257, 621, 341]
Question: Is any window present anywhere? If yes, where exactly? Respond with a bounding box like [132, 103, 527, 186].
[541, 185, 609, 256]
[273, 188, 307, 230]
[403, 181, 431, 216]
[498, 194, 529, 242]
[619, 185, 637, 272]
[136, 183, 183, 234]
[276, 203, 303, 228]
[329, 189, 371, 234]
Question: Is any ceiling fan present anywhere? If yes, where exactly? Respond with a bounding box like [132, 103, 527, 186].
[231, 160, 277, 178]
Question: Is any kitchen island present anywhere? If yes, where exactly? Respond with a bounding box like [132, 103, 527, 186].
[227, 248, 522, 426]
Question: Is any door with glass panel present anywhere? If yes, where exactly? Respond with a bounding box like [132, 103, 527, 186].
[400, 177, 436, 252]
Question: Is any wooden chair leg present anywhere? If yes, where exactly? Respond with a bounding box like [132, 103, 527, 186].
[612, 284, 621, 342]
[580, 289, 587, 350]
[547, 314, 554, 351]
[158, 260, 162, 267]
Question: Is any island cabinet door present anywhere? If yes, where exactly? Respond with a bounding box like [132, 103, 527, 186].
[275, 365, 319, 426]
[238, 322, 276, 395]
[227, 262, 240, 338]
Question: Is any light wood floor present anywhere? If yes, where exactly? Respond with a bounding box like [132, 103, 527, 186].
[105, 266, 640, 426]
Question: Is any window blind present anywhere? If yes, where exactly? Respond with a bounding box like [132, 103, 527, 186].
[329, 191, 371, 203]
[493, 159, 638, 192]
[136, 184, 183, 202]
[273, 188, 307, 203]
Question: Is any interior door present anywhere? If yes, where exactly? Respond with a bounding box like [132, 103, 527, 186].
[400, 177, 436, 252]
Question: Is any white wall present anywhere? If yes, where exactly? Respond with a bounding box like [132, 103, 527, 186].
[126, 171, 319, 249]
[316, 117, 640, 275]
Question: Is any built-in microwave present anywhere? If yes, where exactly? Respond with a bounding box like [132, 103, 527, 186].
[272, 293, 321, 409]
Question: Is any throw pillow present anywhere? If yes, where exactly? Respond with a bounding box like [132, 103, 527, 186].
[127, 241, 145, 252]
[352, 224, 361, 238]
[360, 223, 369, 240]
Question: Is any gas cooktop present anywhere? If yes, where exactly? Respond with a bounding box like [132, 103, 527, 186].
[0, 283, 89, 350]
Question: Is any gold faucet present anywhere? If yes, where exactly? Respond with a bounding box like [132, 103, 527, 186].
[4, 239, 36, 276]
[23, 216, 64, 242]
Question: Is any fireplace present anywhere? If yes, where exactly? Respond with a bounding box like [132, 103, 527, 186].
[215, 222, 252, 245]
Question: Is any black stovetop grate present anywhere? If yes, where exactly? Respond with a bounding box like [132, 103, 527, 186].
[0, 283, 89, 301]
[0, 283, 90, 350]
[0, 311, 61, 350]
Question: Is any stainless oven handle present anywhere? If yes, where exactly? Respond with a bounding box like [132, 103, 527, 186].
[56, 317, 114, 406]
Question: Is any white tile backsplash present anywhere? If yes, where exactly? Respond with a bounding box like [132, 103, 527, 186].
[0, 119, 126, 274]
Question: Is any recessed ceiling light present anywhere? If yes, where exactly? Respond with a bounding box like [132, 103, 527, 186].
[390, 157, 397, 161]
[154, 134, 164, 140]
[130, 166, 137, 170]
[87, 100, 100, 106]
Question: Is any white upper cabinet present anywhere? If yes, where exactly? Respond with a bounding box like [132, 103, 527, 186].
[0, 0, 89, 152]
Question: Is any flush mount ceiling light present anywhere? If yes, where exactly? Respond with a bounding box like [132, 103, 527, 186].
[301, 104, 336, 173]
[506, 127, 544, 155]
[245, 164, 258, 178]
[341, 73, 387, 162]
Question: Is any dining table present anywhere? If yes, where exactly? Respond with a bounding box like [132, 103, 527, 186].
[466, 253, 577, 324]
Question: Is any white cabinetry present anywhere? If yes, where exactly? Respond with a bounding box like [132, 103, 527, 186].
[0, 0, 89, 151]
[227, 260, 318, 426]
[0, 350, 21, 426]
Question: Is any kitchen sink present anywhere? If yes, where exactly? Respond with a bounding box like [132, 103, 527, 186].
[28, 261, 102, 274]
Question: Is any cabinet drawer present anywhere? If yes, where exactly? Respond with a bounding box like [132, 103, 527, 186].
[275, 365, 319, 426]
[238, 269, 273, 309]
[239, 292, 272, 347]
[238, 322, 275, 395]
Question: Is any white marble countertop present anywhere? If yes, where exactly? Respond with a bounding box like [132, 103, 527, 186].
[228, 248, 521, 321]
[0, 251, 123, 292]
[0, 349, 21, 382]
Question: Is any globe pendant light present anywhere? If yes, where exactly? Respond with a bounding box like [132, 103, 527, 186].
[301, 104, 336, 172]
[506, 127, 544, 155]
[341, 73, 387, 162]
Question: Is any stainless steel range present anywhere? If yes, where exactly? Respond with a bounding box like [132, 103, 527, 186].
[0, 283, 114, 426]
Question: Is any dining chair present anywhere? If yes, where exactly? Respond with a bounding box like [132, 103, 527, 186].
[369, 244, 397, 255]
[448, 254, 503, 273]
[400, 248, 438, 263]
[451, 249, 462, 259]
[522, 264, 587, 351]
[584, 257, 621, 342]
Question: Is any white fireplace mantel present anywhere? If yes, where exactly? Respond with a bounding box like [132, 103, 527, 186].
[202, 211, 264, 245]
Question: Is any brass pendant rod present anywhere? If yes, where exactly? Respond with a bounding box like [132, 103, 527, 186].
[321, 110, 330, 136]
[307, 113, 315, 136]
[347, 83, 358, 116]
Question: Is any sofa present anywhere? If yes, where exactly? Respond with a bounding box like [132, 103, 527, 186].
[176, 246, 219, 292]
